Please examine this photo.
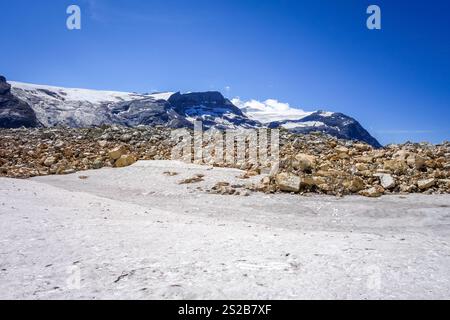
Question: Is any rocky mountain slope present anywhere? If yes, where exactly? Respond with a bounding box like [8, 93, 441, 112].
[168, 92, 261, 129]
[0, 76, 38, 128]
[2, 76, 381, 147]
[268, 111, 382, 148]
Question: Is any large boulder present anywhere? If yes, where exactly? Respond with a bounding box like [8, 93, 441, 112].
[0, 76, 38, 128]
[115, 154, 137, 168]
[108, 145, 128, 160]
[293, 153, 316, 171]
[275, 173, 301, 192]
[374, 173, 396, 189]
[417, 178, 436, 190]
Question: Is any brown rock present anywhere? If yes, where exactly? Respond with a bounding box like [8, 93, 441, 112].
[293, 153, 316, 171]
[407, 155, 426, 169]
[178, 174, 205, 184]
[344, 177, 366, 192]
[44, 156, 56, 167]
[275, 173, 300, 192]
[417, 178, 436, 190]
[359, 186, 385, 198]
[383, 160, 408, 173]
[109, 145, 127, 160]
[115, 154, 136, 168]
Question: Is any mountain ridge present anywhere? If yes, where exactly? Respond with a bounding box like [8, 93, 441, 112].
[2, 76, 382, 147]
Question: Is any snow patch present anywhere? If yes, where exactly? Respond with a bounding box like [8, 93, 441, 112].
[281, 121, 326, 129]
[319, 111, 335, 117]
[148, 92, 174, 101]
[10, 81, 149, 104]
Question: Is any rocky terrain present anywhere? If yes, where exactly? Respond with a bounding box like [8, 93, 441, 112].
[0, 126, 448, 197]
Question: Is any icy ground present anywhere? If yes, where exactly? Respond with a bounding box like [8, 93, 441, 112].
[1, 161, 450, 299]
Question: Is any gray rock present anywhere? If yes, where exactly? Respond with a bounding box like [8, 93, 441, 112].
[0, 76, 39, 128]
[374, 173, 396, 189]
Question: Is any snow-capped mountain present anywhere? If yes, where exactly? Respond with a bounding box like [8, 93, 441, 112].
[232, 98, 381, 148]
[9, 80, 179, 128]
[268, 111, 382, 148]
[0, 76, 382, 147]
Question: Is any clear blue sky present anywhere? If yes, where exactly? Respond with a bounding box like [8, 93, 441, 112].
[0, 0, 449, 145]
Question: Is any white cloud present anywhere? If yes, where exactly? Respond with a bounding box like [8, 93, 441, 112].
[232, 98, 314, 123]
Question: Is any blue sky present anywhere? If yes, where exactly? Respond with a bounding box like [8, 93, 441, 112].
[0, 0, 449, 145]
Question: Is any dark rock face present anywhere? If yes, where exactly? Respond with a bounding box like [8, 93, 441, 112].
[0, 76, 38, 128]
[109, 98, 193, 128]
[268, 111, 382, 148]
[168, 92, 260, 129]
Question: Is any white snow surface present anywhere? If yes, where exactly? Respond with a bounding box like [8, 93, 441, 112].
[148, 92, 175, 101]
[281, 121, 326, 129]
[318, 111, 335, 117]
[10, 81, 149, 104]
[1, 160, 450, 300]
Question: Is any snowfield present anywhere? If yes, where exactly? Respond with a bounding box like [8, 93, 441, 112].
[9, 81, 150, 104]
[1, 160, 450, 299]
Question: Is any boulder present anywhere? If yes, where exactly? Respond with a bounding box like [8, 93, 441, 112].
[44, 156, 56, 167]
[275, 173, 300, 192]
[417, 178, 436, 190]
[407, 155, 426, 170]
[115, 154, 137, 168]
[293, 153, 316, 171]
[393, 149, 409, 160]
[359, 186, 385, 198]
[108, 145, 127, 160]
[343, 177, 366, 192]
[374, 173, 396, 189]
[335, 146, 349, 154]
[383, 160, 408, 173]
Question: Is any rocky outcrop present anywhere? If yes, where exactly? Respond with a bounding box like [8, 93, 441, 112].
[168, 92, 261, 129]
[109, 98, 193, 128]
[0, 76, 38, 128]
